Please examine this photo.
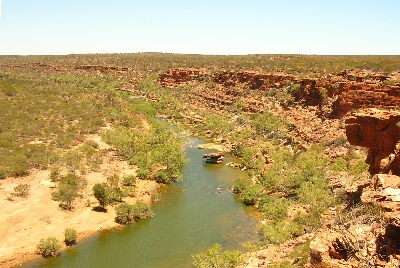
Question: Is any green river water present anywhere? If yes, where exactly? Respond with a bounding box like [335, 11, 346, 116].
[27, 136, 259, 268]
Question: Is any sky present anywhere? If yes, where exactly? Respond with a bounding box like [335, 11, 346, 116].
[0, 0, 399, 55]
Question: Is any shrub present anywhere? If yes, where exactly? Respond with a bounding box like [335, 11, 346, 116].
[349, 159, 369, 176]
[115, 201, 154, 224]
[333, 135, 348, 147]
[249, 112, 284, 137]
[204, 115, 232, 137]
[64, 228, 77, 246]
[36, 237, 61, 258]
[331, 157, 347, 171]
[107, 175, 124, 204]
[258, 194, 289, 221]
[122, 175, 136, 186]
[136, 168, 150, 180]
[154, 169, 173, 184]
[259, 220, 295, 245]
[233, 178, 250, 194]
[241, 185, 262, 206]
[288, 83, 301, 99]
[192, 243, 243, 268]
[13, 184, 30, 197]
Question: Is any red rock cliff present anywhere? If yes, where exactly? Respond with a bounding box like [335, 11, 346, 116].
[345, 108, 400, 175]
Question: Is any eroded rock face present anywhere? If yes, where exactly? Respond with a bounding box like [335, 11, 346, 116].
[158, 68, 207, 87]
[360, 174, 400, 212]
[345, 109, 400, 175]
[158, 68, 400, 118]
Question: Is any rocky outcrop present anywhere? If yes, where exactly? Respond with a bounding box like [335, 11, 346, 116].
[308, 223, 400, 268]
[158, 68, 207, 87]
[330, 82, 400, 118]
[159, 68, 400, 118]
[203, 152, 224, 164]
[75, 65, 130, 72]
[345, 109, 400, 175]
[361, 174, 400, 212]
[213, 71, 295, 90]
[309, 174, 400, 267]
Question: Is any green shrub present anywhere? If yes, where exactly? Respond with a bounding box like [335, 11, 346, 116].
[258, 194, 289, 221]
[259, 220, 296, 245]
[106, 174, 124, 204]
[288, 83, 301, 99]
[249, 112, 284, 137]
[286, 240, 311, 267]
[204, 115, 232, 137]
[330, 157, 347, 171]
[51, 174, 86, 210]
[64, 228, 77, 246]
[154, 169, 174, 184]
[52, 184, 77, 210]
[136, 168, 150, 180]
[241, 185, 262, 206]
[115, 202, 154, 224]
[349, 159, 369, 176]
[296, 179, 331, 205]
[36, 237, 61, 258]
[92, 183, 110, 209]
[122, 175, 136, 186]
[233, 177, 250, 194]
[192, 243, 243, 268]
[293, 205, 326, 233]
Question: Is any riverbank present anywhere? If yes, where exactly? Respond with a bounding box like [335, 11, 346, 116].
[0, 152, 158, 268]
[0, 140, 229, 268]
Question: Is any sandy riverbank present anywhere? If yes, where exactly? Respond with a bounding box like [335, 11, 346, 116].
[0, 150, 158, 268]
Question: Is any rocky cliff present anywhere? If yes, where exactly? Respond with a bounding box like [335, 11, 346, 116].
[345, 109, 400, 175]
[158, 68, 400, 118]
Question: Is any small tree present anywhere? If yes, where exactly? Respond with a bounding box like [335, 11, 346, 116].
[51, 174, 86, 210]
[57, 184, 77, 210]
[36, 237, 61, 258]
[64, 228, 77, 246]
[93, 183, 109, 209]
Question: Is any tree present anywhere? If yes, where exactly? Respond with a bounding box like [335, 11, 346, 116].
[51, 174, 86, 210]
[115, 201, 154, 224]
[92, 183, 109, 209]
[57, 184, 77, 210]
[36, 237, 61, 258]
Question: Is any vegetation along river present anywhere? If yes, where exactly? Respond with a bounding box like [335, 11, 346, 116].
[28, 136, 259, 268]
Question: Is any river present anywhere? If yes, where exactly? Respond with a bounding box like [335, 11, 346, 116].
[28, 136, 259, 268]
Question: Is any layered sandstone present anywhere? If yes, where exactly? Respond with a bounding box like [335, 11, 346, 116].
[345, 109, 400, 175]
[158, 68, 400, 118]
[158, 68, 207, 87]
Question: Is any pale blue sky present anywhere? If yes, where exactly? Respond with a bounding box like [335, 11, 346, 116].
[0, 0, 399, 55]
